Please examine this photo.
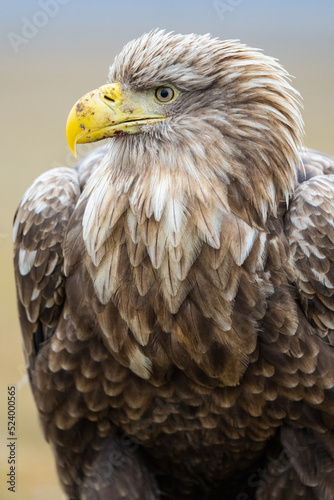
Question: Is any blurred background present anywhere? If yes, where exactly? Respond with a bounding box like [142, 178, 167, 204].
[0, 0, 333, 498]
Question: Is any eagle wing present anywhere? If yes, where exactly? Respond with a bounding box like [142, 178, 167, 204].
[252, 149, 334, 499]
[285, 148, 334, 343]
[13, 148, 107, 367]
[13, 166, 81, 367]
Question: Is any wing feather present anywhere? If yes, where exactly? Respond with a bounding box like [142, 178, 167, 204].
[13, 167, 81, 365]
[285, 149, 334, 340]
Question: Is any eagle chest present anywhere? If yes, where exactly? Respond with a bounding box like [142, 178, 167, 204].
[61, 188, 296, 453]
[82, 196, 276, 378]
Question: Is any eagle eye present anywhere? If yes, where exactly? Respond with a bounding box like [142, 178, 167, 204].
[155, 86, 176, 103]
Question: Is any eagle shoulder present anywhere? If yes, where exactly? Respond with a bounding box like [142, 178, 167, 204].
[285, 149, 334, 342]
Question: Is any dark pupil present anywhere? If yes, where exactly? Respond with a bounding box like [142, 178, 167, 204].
[160, 88, 169, 99]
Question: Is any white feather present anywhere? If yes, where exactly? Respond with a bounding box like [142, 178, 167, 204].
[18, 249, 37, 276]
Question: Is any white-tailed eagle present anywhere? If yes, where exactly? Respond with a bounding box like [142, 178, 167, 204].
[14, 30, 334, 499]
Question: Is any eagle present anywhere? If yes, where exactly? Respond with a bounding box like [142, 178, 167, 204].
[14, 30, 334, 500]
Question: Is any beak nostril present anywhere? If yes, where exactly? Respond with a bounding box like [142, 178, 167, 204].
[104, 95, 115, 102]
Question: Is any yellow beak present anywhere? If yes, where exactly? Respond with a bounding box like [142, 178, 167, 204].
[66, 83, 166, 156]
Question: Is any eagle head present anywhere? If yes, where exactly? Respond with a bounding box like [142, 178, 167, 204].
[67, 30, 304, 228]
